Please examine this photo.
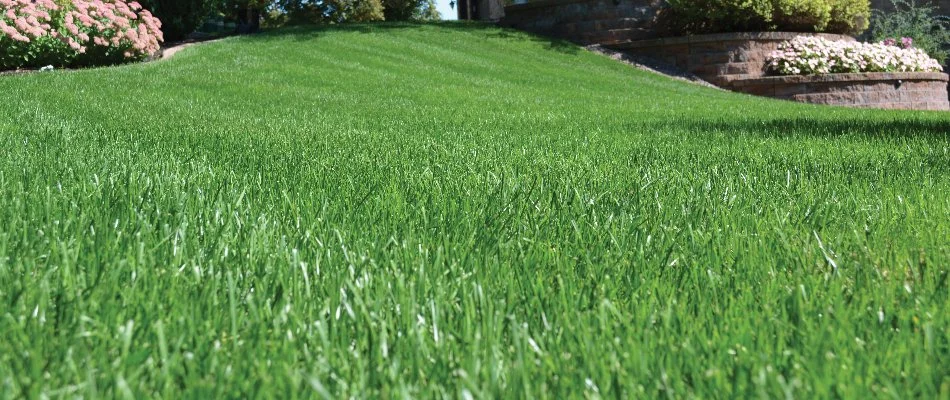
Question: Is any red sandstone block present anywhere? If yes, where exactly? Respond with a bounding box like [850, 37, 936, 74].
[863, 91, 884, 104]
[731, 51, 758, 62]
[653, 44, 689, 54]
[793, 92, 856, 104]
[689, 42, 732, 54]
[898, 81, 933, 91]
[690, 53, 731, 65]
[736, 84, 774, 96]
[774, 83, 805, 97]
[689, 64, 725, 80]
[816, 82, 871, 93]
[726, 63, 753, 75]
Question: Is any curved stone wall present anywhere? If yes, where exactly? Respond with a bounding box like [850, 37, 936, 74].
[729, 73, 950, 110]
[611, 33, 949, 110]
[610, 32, 855, 86]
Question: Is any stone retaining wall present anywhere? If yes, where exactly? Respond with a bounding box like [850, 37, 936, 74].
[609, 32, 855, 86]
[613, 33, 950, 110]
[728, 73, 950, 110]
[500, 0, 664, 45]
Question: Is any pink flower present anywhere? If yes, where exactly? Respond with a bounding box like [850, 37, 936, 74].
[65, 21, 80, 35]
[3, 0, 164, 66]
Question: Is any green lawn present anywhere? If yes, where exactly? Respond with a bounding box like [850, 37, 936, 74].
[1, 22, 948, 398]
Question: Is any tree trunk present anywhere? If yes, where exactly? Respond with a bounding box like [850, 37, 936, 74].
[236, 7, 261, 34]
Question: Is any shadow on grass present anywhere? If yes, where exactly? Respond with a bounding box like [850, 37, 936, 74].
[486, 29, 580, 54]
[651, 117, 950, 140]
[247, 21, 582, 55]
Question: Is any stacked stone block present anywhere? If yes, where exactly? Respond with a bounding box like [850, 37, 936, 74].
[730, 73, 950, 110]
[608, 33, 855, 85]
[500, 0, 664, 45]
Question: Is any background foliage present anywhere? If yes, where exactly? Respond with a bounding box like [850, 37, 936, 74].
[664, 0, 870, 35]
[866, 0, 950, 66]
[140, 0, 220, 42]
[263, 0, 438, 28]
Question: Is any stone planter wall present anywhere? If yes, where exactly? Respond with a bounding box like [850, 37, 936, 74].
[730, 73, 950, 110]
[610, 33, 950, 110]
[500, 0, 665, 45]
[609, 32, 855, 86]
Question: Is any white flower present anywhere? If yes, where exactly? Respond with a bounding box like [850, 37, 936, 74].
[766, 36, 943, 75]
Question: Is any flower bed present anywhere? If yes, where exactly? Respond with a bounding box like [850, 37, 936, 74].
[0, 0, 163, 70]
[766, 35, 943, 75]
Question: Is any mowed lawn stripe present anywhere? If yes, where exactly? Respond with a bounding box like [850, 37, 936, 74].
[0, 22, 948, 398]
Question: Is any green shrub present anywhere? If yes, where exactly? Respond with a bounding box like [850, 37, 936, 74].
[866, 0, 950, 65]
[139, 0, 220, 42]
[664, 0, 870, 35]
[828, 0, 870, 34]
[663, 0, 774, 34]
[771, 0, 832, 32]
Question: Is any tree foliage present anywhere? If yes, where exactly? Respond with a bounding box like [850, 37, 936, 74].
[139, 0, 220, 42]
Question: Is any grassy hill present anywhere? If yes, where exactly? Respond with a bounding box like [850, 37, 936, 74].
[0, 23, 948, 398]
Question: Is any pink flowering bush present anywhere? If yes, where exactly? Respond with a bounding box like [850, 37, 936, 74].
[767, 35, 943, 75]
[0, 0, 163, 70]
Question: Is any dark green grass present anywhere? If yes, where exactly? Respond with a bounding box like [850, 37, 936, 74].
[1, 22, 949, 398]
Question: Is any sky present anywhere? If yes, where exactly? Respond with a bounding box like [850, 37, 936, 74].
[436, 0, 458, 20]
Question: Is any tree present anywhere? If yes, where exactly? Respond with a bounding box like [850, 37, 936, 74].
[382, 0, 419, 21]
[329, 0, 386, 22]
[140, 0, 220, 42]
[417, 0, 441, 21]
[226, 0, 270, 32]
